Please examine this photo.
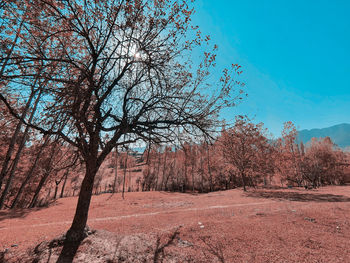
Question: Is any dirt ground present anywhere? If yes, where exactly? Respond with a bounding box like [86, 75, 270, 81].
[1, 186, 350, 262]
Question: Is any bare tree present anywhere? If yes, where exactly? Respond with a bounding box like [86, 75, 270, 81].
[0, 0, 244, 242]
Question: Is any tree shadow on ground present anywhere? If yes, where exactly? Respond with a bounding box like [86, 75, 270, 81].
[0, 200, 59, 221]
[0, 209, 28, 221]
[246, 190, 350, 202]
[31, 227, 183, 263]
[56, 238, 82, 263]
[29, 233, 83, 263]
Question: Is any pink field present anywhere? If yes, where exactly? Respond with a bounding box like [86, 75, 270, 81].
[1, 186, 350, 262]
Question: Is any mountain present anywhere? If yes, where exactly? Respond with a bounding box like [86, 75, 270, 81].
[297, 123, 350, 148]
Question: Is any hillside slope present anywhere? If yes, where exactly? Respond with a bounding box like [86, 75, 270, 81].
[297, 123, 350, 148]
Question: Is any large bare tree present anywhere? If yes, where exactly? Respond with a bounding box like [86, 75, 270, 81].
[0, 0, 244, 241]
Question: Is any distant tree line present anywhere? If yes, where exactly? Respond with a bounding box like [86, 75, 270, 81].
[140, 118, 350, 192]
[0, 109, 349, 211]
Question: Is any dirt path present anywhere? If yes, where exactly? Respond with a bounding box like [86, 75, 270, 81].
[0, 200, 276, 231]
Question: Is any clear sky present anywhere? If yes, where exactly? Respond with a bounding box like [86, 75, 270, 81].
[192, 0, 350, 137]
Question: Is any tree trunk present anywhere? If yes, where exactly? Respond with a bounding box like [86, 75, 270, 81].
[122, 151, 128, 199]
[29, 169, 53, 208]
[60, 171, 69, 198]
[0, 18, 26, 189]
[191, 160, 195, 193]
[65, 158, 98, 242]
[128, 165, 131, 192]
[200, 153, 204, 193]
[28, 161, 56, 208]
[207, 144, 213, 192]
[112, 147, 118, 193]
[143, 142, 152, 191]
[53, 169, 70, 200]
[0, 89, 36, 190]
[160, 150, 168, 191]
[155, 149, 161, 190]
[28, 140, 57, 208]
[183, 152, 188, 192]
[0, 127, 28, 209]
[54, 181, 59, 200]
[0, 90, 42, 209]
[46, 187, 52, 201]
[241, 171, 247, 191]
[10, 135, 50, 209]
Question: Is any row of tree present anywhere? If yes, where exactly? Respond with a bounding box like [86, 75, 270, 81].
[0, 109, 348, 211]
[140, 118, 350, 193]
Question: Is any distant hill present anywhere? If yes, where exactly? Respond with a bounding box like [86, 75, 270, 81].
[297, 123, 350, 148]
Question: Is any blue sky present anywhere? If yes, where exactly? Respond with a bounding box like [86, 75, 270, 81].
[192, 0, 350, 137]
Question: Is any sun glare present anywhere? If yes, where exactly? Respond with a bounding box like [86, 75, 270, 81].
[134, 52, 141, 59]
